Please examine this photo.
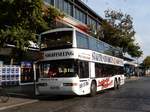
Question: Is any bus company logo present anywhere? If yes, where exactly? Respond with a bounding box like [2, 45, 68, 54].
[97, 78, 113, 89]
[92, 52, 113, 64]
[92, 52, 103, 62]
[45, 51, 74, 58]
[92, 52, 123, 65]
[102, 56, 114, 64]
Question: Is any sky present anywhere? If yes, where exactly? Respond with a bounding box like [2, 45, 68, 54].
[83, 0, 150, 61]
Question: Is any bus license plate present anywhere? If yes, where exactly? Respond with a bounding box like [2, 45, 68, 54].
[50, 86, 60, 89]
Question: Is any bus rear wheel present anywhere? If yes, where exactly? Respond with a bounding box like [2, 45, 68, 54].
[90, 81, 97, 97]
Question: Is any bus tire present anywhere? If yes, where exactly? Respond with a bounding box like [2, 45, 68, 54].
[90, 81, 97, 97]
[113, 79, 118, 90]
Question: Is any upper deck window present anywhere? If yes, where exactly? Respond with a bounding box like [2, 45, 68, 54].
[76, 31, 122, 58]
[40, 31, 73, 50]
[76, 31, 89, 49]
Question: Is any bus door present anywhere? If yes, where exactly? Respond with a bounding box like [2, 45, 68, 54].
[77, 61, 91, 95]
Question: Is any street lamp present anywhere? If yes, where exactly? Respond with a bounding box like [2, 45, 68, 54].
[33, 33, 42, 96]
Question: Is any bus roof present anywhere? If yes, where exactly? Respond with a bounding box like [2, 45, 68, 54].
[40, 28, 74, 35]
[40, 27, 90, 37]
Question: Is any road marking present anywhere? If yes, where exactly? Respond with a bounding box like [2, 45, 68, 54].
[0, 100, 38, 111]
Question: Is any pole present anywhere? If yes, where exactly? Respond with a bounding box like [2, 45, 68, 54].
[33, 62, 37, 96]
[137, 58, 139, 77]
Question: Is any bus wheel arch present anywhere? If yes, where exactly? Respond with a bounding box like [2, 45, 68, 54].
[90, 80, 97, 97]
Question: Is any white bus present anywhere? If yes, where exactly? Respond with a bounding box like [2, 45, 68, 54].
[35, 28, 125, 96]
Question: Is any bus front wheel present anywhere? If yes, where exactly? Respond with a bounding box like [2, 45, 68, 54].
[90, 81, 97, 97]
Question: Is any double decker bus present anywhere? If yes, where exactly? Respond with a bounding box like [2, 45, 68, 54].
[35, 28, 125, 96]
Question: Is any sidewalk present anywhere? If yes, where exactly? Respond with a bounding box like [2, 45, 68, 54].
[0, 84, 38, 111]
[0, 97, 38, 111]
[125, 76, 140, 81]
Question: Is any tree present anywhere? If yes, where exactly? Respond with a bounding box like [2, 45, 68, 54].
[0, 0, 63, 64]
[127, 42, 142, 58]
[143, 56, 150, 68]
[99, 9, 142, 58]
[0, 0, 44, 50]
[0, 0, 63, 50]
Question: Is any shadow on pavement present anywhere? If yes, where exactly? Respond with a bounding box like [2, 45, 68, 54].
[4, 84, 36, 99]
[4, 84, 77, 101]
[36, 95, 76, 101]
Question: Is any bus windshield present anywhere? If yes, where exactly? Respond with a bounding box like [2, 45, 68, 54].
[38, 60, 77, 78]
[40, 31, 73, 50]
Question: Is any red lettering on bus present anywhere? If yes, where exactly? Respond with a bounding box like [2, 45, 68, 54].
[97, 78, 113, 89]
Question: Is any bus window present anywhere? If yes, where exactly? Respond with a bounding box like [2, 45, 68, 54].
[76, 31, 89, 49]
[77, 61, 89, 78]
[39, 60, 77, 78]
[40, 31, 73, 50]
[95, 63, 103, 78]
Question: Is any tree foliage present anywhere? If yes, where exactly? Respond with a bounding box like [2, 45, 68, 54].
[0, 0, 63, 50]
[143, 56, 150, 68]
[100, 9, 142, 58]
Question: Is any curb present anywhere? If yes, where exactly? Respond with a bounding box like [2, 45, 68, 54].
[125, 77, 140, 82]
[0, 100, 38, 111]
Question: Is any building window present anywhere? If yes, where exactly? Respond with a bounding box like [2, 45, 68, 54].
[87, 16, 97, 31]
[44, 0, 54, 5]
[63, 0, 73, 16]
[50, 0, 54, 5]
[55, 0, 63, 10]
[54, 0, 73, 16]
[74, 7, 86, 24]
[74, 7, 79, 20]
[44, 0, 49, 4]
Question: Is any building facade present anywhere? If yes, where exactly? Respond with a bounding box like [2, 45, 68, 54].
[44, 0, 103, 33]
[43, 0, 122, 58]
